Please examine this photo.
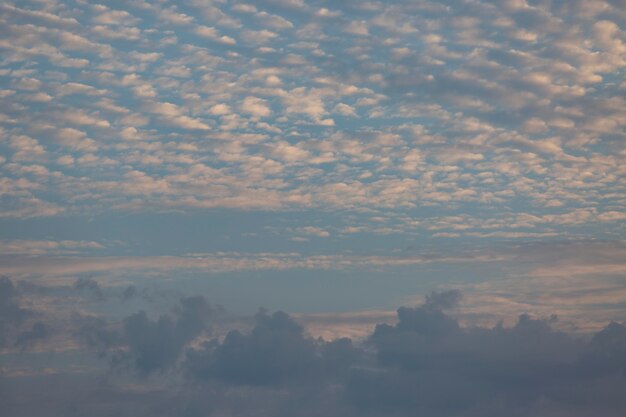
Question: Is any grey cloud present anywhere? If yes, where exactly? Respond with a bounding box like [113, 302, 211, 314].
[0, 277, 48, 350]
[73, 277, 104, 300]
[73, 295, 216, 372]
[4, 290, 626, 416]
[349, 292, 626, 416]
[14, 322, 48, 350]
[73, 313, 122, 357]
[424, 288, 463, 310]
[184, 309, 359, 386]
[0, 277, 28, 347]
[73, 288, 626, 417]
[581, 321, 626, 377]
[121, 285, 139, 302]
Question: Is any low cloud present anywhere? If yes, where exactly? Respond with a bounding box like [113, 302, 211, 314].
[75, 296, 217, 375]
[0, 288, 626, 417]
[0, 276, 48, 349]
[0, 276, 30, 347]
[184, 309, 358, 386]
[7, 290, 618, 416]
[73, 277, 104, 301]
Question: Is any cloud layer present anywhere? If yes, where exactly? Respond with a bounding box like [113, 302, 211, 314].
[0, 0, 624, 243]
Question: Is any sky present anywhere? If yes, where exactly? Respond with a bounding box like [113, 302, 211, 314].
[1, 0, 626, 415]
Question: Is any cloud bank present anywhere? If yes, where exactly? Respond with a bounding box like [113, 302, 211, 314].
[2, 283, 626, 417]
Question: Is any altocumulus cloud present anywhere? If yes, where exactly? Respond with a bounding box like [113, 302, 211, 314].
[3, 284, 626, 417]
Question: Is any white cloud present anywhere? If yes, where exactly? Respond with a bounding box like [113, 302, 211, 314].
[270, 141, 310, 163]
[146, 101, 211, 130]
[9, 135, 46, 161]
[0, 239, 104, 255]
[240, 96, 272, 118]
[55, 128, 98, 152]
[209, 103, 231, 115]
[241, 29, 278, 44]
[344, 21, 369, 36]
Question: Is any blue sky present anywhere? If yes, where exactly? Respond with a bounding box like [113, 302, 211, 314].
[1, 1, 626, 414]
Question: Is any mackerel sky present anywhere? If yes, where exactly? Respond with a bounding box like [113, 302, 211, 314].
[1, 1, 626, 414]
